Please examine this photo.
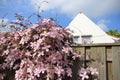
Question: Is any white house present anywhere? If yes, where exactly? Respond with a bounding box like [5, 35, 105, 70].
[67, 12, 119, 44]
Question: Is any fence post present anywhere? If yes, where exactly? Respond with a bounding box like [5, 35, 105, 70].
[112, 46, 120, 80]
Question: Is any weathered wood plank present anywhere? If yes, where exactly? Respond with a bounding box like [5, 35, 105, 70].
[106, 46, 113, 80]
[107, 61, 113, 80]
[112, 46, 120, 80]
[71, 43, 120, 47]
[85, 47, 91, 61]
[90, 47, 107, 80]
[71, 47, 85, 80]
[106, 46, 112, 61]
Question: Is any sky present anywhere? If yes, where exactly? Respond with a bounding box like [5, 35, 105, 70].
[0, 0, 120, 32]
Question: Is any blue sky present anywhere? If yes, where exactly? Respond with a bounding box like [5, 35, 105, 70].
[0, 0, 120, 32]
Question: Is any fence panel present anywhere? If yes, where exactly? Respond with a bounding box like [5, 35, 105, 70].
[112, 46, 120, 80]
[72, 43, 120, 80]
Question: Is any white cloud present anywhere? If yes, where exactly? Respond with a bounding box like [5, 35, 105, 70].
[0, 19, 9, 27]
[0, 19, 12, 32]
[31, 0, 120, 18]
[0, 19, 8, 32]
[97, 19, 109, 31]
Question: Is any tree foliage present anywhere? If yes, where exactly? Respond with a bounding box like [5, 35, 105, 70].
[107, 29, 120, 38]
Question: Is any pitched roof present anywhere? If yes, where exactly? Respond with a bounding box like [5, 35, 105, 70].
[67, 12, 106, 36]
[67, 13, 119, 43]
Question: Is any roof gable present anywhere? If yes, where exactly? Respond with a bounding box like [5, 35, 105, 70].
[67, 13, 106, 36]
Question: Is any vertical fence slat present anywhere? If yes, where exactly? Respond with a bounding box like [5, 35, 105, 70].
[112, 46, 120, 80]
[106, 46, 113, 80]
[107, 61, 113, 80]
[71, 46, 85, 80]
[91, 47, 107, 80]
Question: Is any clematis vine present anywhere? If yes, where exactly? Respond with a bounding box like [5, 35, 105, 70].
[0, 18, 79, 80]
[0, 18, 98, 80]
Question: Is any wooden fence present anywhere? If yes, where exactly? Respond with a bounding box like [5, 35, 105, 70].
[71, 43, 120, 80]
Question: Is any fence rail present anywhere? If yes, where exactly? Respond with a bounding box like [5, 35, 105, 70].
[72, 43, 120, 80]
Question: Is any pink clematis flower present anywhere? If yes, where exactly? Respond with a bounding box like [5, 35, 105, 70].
[41, 18, 50, 24]
[80, 71, 89, 80]
[79, 68, 89, 80]
[72, 52, 80, 60]
[54, 66, 64, 77]
[42, 45, 51, 52]
[19, 36, 30, 45]
[31, 24, 39, 29]
[62, 47, 72, 53]
[33, 34, 39, 40]
[37, 38, 44, 44]
[89, 67, 99, 75]
[25, 51, 31, 57]
[30, 42, 39, 51]
[66, 68, 72, 77]
[14, 32, 20, 40]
